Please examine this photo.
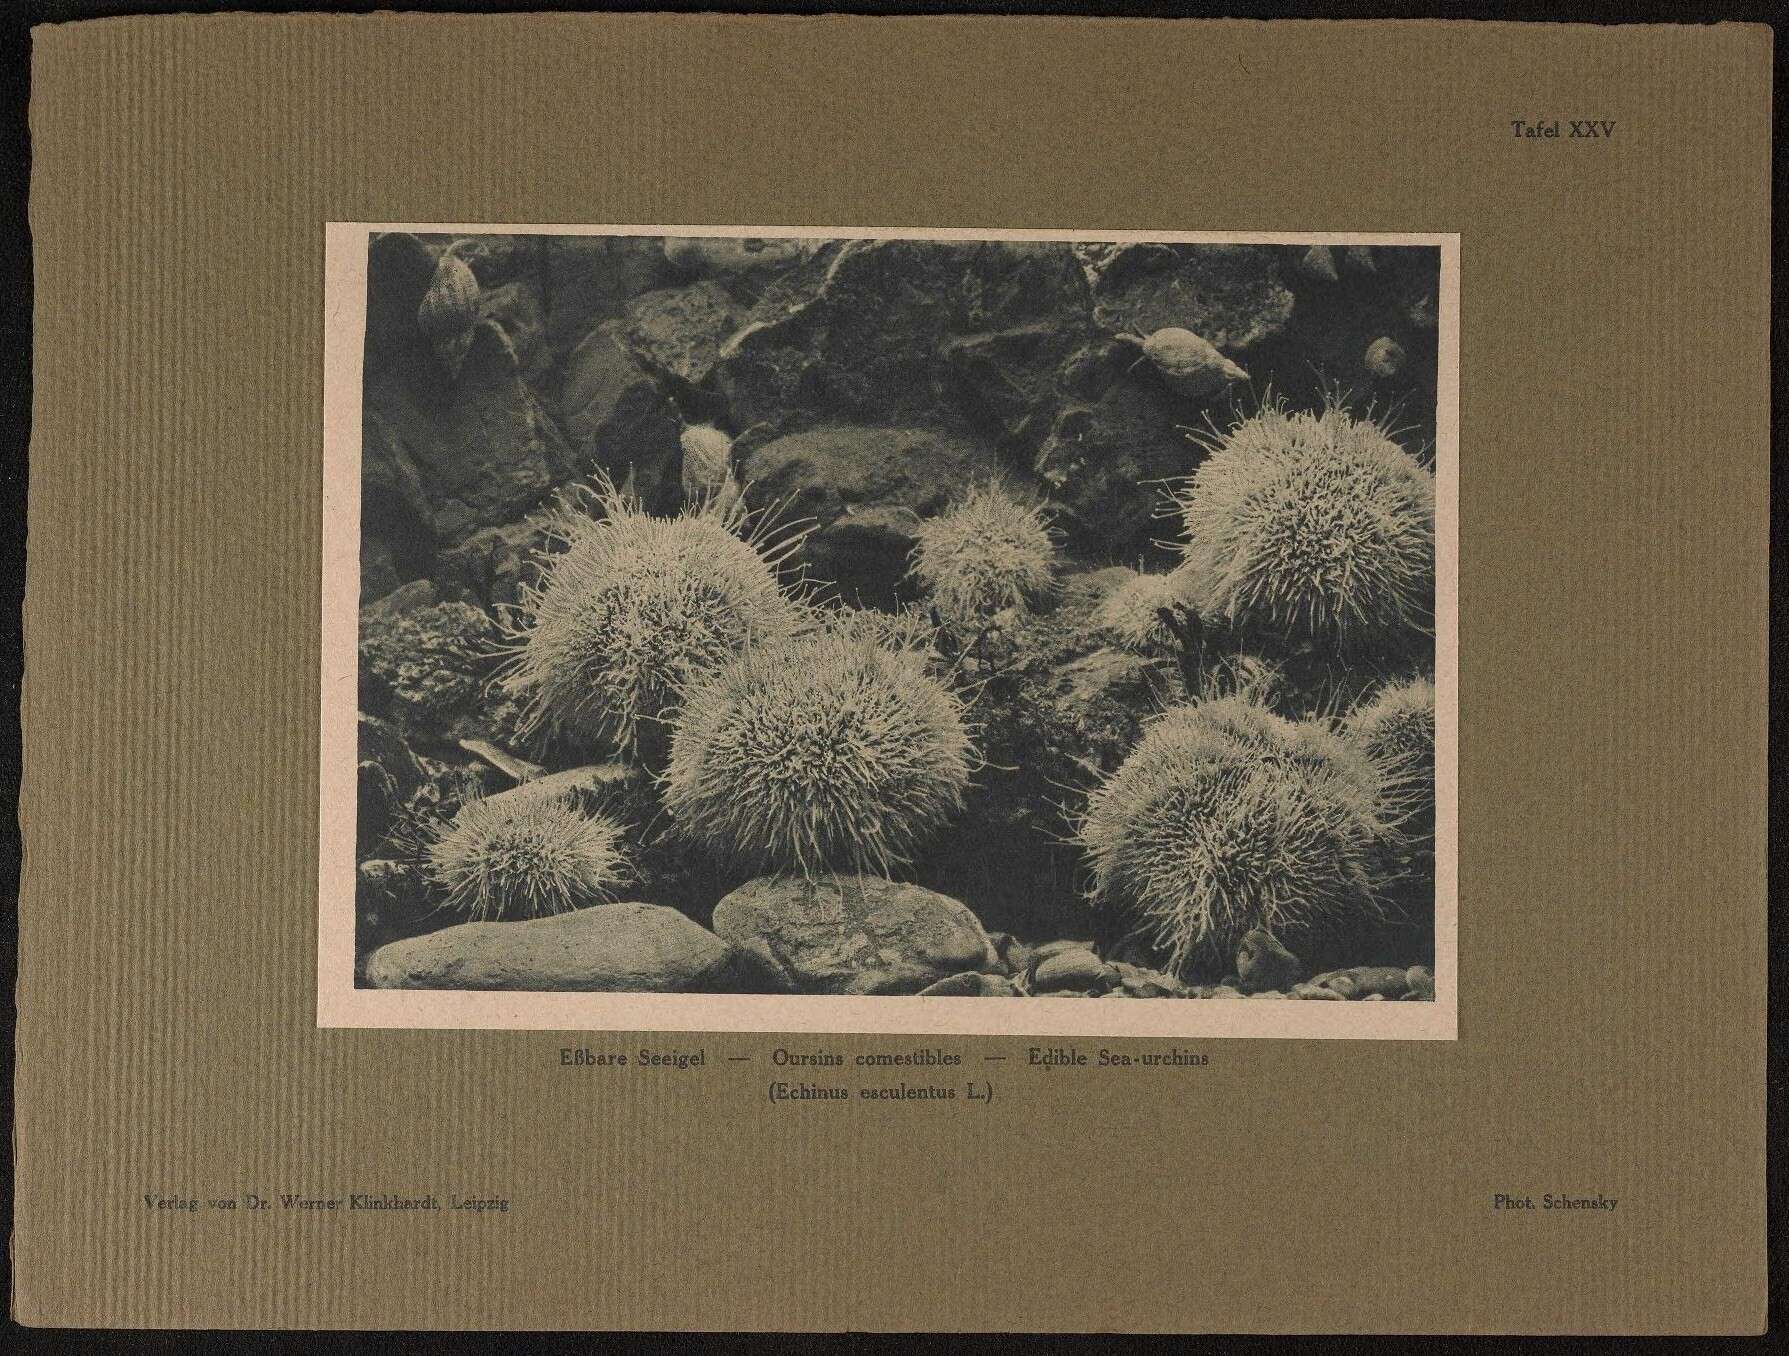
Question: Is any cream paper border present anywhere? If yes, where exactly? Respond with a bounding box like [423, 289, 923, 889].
[319, 223, 1460, 1040]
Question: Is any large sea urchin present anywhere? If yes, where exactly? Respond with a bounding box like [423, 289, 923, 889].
[501, 483, 800, 755]
[662, 630, 972, 876]
[1175, 402, 1434, 652]
[1078, 695, 1388, 977]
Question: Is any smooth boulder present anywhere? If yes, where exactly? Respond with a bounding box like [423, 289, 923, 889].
[1030, 947, 1117, 994]
[364, 902, 736, 992]
[712, 874, 1000, 995]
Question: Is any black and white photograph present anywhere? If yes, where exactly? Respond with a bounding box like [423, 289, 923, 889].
[319, 225, 1457, 1036]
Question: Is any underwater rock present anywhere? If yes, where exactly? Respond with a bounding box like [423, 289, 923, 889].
[662, 235, 815, 281]
[478, 764, 642, 816]
[1029, 939, 1098, 963]
[741, 424, 1003, 607]
[1030, 947, 1117, 994]
[476, 276, 549, 380]
[917, 971, 1018, 997]
[362, 316, 575, 548]
[716, 238, 1093, 440]
[623, 280, 746, 387]
[981, 931, 1036, 979]
[365, 903, 737, 992]
[435, 509, 560, 610]
[357, 713, 426, 801]
[558, 319, 684, 514]
[939, 323, 1093, 455]
[1112, 961, 1188, 998]
[1297, 244, 1340, 283]
[540, 235, 676, 372]
[361, 578, 439, 623]
[1308, 965, 1411, 1000]
[357, 600, 509, 743]
[711, 874, 999, 996]
[1236, 928, 1304, 994]
[1405, 965, 1436, 1000]
[1034, 378, 1201, 557]
[1291, 983, 1346, 1000]
[1104, 927, 1176, 972]
[456, 739, 548, 787]
[1089, 243, 1294, 353]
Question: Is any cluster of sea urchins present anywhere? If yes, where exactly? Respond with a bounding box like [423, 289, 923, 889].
[1174, 401, 1435, 654]
[661, 628, 972, 878]
[409, 374, 1438, 944]
[1077, 695, 1389, 978]
[498, 481, 801, 757]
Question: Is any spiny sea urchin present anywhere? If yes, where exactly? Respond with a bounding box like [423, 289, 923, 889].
[662, 630, 972, 877]
[1174, 401, 1434, 652]
[1343, 674, 1436, 864]
[500, 482, 801, 756]
[1092, 566, 1202, 654]
[812, 602, 941, 657]
[1078, 694, 1388, 977]
[425, 793, 628, 921]
[908, 480, 1058, 626]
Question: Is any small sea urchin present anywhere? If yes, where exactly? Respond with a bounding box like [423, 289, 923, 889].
[1093, 566, 1202, 654]
[425, 794, 628, 921]
[1175, 401, 1435, 653]
[500, 483, 800, 756]
[908, 481, 1058, 626]
[662, 630, 972, 876]
[814, 602, 941, 657]
[1078, 695, 1388, 977]
[1343, 674, 1437, 866]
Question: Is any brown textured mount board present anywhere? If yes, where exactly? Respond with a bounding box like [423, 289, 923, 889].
[18, 13, 1768, 1334]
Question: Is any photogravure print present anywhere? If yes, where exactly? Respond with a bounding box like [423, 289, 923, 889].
[320, 225, 1458, 1038]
